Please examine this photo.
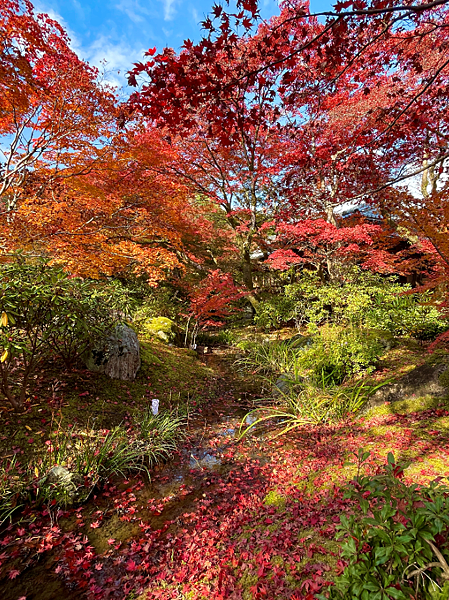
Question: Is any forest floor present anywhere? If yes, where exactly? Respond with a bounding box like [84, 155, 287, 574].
[0, 332, 449, 600]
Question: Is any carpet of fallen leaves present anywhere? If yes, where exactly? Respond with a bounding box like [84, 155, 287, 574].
[1, 367, 449, 600]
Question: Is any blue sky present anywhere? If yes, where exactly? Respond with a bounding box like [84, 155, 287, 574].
[32, 0, 332, 92]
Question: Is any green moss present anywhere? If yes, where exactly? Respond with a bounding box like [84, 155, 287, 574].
[364, 395, 448, 419]
[140, 345, 164, 366]
[238, 571, 259, 600]
[367, 424, 403, 437]
[144, 317, 176, 343]
[271, 555, 285, 567]
[263, 489, 286, 509]
[433, 416, 449, 430]
[296, 528, 340, 573]
[426, 349, 449, 366]
[405, 456, 449, 482]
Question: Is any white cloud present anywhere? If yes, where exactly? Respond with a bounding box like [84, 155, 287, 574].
[82, 35, 146, 90]
[191, 7, 199, 24]
[162, 0, 176, 21]
[114, 0, 151, 24]
[31, 0, 148, 91]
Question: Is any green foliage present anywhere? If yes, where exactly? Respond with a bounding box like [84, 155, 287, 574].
[0, 410, 186, 516]
[296, 325, 384, 385]
[234, 325, 382, 385]
[133, 285, 182, 326]
[320, 451, 449, 600]
[215, 328, 240, 345]
[137, 408, 186, 462]
[239, 378, 387, 438]
[365, 293, 449, 340]
[234, 337, 309, 376]
[253, 295, 296, 330]
[0, 256, 125, 410]
[283, 268, 448, 339]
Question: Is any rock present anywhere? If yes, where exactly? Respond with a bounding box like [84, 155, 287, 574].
[272, 372, 304, 397]
[189, 452, 221, 469]
[85, 324, 141, 380]
[273, 373, 294, 395]
[41, 466, 83, 504]
[145, 317, 176, 343]
[367, 360, 449, 409]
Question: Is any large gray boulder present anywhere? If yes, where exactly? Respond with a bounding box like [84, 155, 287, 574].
[85, 324, 141, 380]
[367, 360, 449, 409]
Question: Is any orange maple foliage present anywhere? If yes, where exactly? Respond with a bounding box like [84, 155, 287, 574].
[1, 127, 200, 282]
[0, 0, 118, 210]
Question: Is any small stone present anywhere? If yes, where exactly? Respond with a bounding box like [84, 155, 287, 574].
[41, 466, 83, 505]
[367, 361, 449, 408]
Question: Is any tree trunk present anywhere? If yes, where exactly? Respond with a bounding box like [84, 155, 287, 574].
[241, 245, 259, 311]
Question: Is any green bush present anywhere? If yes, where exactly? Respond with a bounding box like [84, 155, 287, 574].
[133, 285, 183, 325]
[296, 325, 384, 385]
[320, 451, 449, 600]
[364, 293, 449, 340]
[283, 268, 448, 339]
[0, 256, 125, 411]
[253, 295, 296, 330]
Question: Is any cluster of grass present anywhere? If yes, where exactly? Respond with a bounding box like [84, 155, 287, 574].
[239, 375, 388, 438]
[0, 408, 186, 524]
[234, 336, 308, 376]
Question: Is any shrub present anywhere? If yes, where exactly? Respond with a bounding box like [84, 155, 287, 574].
[0, 256, 123, 410]
[253, 295, 296, 330]
[364, 293, 449, 340]
[320, 451, 449, 600]
[133, 285, 183, 326]
[296, 325, 384, 385]
[283, 268, 448, 339]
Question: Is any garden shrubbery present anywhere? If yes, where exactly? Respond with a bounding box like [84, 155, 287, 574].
[0, 256, 129, 410]
[0, 409, 186, 523]
[255, 268, 449, 340]
[296, 324, 384, 385]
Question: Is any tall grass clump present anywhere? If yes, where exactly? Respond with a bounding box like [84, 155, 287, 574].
[134, 408, 186, 467]
[234, 337, 310, 376]
[239, 376, 388, 439]
[0, 411, 186, 519]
